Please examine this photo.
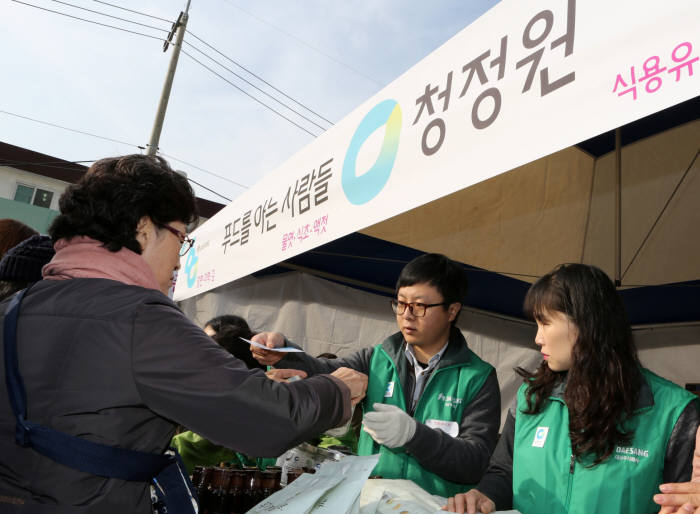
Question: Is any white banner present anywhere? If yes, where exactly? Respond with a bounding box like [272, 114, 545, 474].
[174, 0, 699, 300]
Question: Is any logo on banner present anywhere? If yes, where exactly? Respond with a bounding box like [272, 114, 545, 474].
[342, 99, 402, 205]
[184, 245, 198, 288]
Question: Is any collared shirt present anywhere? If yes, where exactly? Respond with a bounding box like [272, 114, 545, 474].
[404, 340, 449, 411]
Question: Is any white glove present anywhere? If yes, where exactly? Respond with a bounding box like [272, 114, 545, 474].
[362, 403, 416, 448]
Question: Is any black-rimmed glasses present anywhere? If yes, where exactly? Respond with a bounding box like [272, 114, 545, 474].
[161, 224, 195, 256]
[390, 299, 448, 317]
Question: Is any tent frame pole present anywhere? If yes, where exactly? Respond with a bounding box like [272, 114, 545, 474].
[614, 128, 622, 287]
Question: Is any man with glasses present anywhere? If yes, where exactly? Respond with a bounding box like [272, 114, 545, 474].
[251, 253, 500, 497]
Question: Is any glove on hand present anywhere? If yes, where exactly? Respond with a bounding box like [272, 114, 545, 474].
[362, 403, 416, 448]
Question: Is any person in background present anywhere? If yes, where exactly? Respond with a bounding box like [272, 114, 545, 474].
[252, 253, 500, 497]
[0, 218, 37, 260]
[204, 314, 266, 371]
[654, 425, 700, 514]
[444, 263, 699, 514]
[0, 234, 55, 301]
[0, 155, 367, 513]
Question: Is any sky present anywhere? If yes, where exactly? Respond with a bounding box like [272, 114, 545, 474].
[0, 0, 499, 204]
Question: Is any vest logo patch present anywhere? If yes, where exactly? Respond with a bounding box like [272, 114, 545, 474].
[384, 381, 394, 398]
[532, 426, 549, 447]
[437, 393, 463, 409]
[614, 445, 649, 464]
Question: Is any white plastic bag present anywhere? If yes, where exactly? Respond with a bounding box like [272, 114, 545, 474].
[248, 454, 380, 514]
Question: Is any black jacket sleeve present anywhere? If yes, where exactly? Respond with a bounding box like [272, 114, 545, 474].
[476, 398, 516, 510]
[131, 304, 351, 458]
[275, 341, 374, 375]
[403, 369, 501, 484]
[663, 400, 700, 483]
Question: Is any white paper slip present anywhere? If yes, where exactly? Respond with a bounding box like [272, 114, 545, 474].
[240, 337, 305, 353]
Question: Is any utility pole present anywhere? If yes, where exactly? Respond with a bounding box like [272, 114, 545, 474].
[146, 0, 191, 156]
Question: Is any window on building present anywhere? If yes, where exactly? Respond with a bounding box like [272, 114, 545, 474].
[14, 184, 34, 204]
[33, 189, 53, 208]
[13, 184, 54, 209]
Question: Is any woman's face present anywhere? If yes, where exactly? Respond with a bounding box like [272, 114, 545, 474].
[137, 217, 186, 295]
[534, 309, 578, 372]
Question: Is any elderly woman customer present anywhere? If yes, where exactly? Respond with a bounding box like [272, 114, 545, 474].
[0, 155, 367, 513]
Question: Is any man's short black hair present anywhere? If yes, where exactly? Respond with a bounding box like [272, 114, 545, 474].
[396, 253, 468, 307]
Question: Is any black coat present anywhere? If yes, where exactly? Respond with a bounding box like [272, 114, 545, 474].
[0, 279, 349, 513]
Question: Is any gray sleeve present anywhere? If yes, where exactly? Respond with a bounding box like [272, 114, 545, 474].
[403, 369, 501, 484]
[131, 304, 351, 458]
[476, 398, 516, 511]
[276, 342, 374, 375]
[663, 399, 700, 483]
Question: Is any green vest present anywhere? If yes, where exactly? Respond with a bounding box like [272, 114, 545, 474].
[512, 369, 698, 514]
[357, 332, 493, 497]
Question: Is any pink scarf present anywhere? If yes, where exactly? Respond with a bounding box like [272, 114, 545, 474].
[43, 236, 160, 291]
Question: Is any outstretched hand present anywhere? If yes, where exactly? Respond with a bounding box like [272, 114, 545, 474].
[250, 331, 286, 366]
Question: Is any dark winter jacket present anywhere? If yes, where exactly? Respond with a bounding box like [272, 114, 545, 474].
[0, 279, 350, 513]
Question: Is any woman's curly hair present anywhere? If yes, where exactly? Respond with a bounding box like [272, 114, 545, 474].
[49, 155, 198, 253]
[516, 263, 642, 466]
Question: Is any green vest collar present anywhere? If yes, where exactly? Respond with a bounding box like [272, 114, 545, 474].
[380, 326, 473, 371]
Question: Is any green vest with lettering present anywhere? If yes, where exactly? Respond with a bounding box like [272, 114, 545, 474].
[512, 368, 698, 514]
[357, 333, 493, 497]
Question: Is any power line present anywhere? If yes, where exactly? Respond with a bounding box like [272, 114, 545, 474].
[0, 110, 248, 191]
[0, 109, 143, 148]
[159, 152, 248, 190]
[15, 0, 326, 138]
[219, 0, 383, 88]
[49, 0, 170, 33]
[186, 30, 334, 126]
[10, 0, 167, 42]
[91, 0, 336, 128]
[183, 40, 329, 132]
[92, 0, 173, 24]
[180, 49, 320, 138]
[186, 176, 232, 202]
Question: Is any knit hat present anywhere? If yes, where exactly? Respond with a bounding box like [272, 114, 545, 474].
[0, 235, 55, 282]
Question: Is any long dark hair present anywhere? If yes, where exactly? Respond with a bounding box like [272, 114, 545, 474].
[516, 263, 642, 465]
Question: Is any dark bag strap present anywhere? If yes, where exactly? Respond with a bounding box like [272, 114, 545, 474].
[3, 287, 172, 482]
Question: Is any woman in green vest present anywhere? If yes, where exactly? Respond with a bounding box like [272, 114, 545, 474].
[445, 263, 699, 514]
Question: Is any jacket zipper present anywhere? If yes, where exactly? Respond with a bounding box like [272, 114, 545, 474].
[563, 453, 575, 513]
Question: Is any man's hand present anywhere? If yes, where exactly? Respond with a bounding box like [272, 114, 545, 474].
[362, 403, 416, 448]
[330, 367, 368, 406]
[654, 425, 700, 514]
[250, 332, 286, 366]
[443, 489, 496, 514]
[265, 368, 308, 383]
